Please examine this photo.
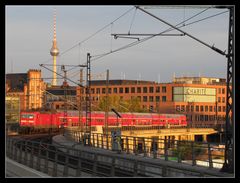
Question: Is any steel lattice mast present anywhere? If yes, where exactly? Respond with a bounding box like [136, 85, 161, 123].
[136, 5, 234, 173]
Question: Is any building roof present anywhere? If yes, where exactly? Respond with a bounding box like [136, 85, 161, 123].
[91, 79, 156, 86]
[6, 73, 28, 92]
[46, 86, 76, 96]
[173, 76, 226, 84]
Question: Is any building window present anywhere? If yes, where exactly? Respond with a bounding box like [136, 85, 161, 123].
[91, 88, 95, 94]
[223, 106, 226, 112]
[125, 87, 129, 93]
[191, 106, 194, 112]
[156, 96, 160, 102]
[143, 96, 147, 102]
[102, 88, 106, 94]
[143, 87, 148, 93]
[162, 86, 166, 93]
[214, 106, 216, 112]
[156, 86, 160, 93]
[205, 106, 208, 112]
[131, 87, 135, 93]
[218, 88, 221, 94]
[200, 106, 204, 112]
[176, 105, 180, 112]
[210, 106, 213, 112]
[218, 106, 221, 112]
[149, 87, 154, 93]
[222, 88, 225, 94]
[96, 88, 100, 94]
[108, 88, 112, 94]
[149, 96, 153, 102]
[137, 96, 141, 101]
[137, 87, 141, 93]
[181, 105, 185, 112]
[196, 106, 199, 112]
[119, 88, 123, 93]
[222, 97, 225, 103]
[149, 105, 154, 112]
[218, 97, 221, 103]
[162, 96, 166, 102]
[113, 88, 118, 93]
[186, 105, 190, 112]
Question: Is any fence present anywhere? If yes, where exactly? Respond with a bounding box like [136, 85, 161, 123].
[6, 137, 230, 177]
[64, 128, 225, 169]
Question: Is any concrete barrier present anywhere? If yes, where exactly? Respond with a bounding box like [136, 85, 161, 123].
[6, 157, 50, 177]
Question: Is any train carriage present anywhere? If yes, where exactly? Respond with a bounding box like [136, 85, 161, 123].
[19, 110, 187, 133]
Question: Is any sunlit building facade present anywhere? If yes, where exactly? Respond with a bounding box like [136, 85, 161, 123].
[78, 77, 228, 128]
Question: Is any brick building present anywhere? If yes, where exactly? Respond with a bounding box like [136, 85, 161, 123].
[77, 77, 228, 128]
[6, 69, 46, 111]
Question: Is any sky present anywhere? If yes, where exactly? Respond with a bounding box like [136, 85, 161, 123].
[6, 5, 230, 85]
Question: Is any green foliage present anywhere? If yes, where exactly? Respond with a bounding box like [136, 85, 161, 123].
[96, 96, 148, 113]
[172, 142, 206, 160]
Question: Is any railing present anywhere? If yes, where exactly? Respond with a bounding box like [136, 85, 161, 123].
[65, 129, 225, 169]
[6, 137, 230, 177]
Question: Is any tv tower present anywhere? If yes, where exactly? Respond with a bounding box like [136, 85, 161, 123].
[50, 8, 59, 86]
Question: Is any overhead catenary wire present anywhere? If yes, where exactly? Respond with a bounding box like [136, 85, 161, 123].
[128, 7, 137, 34]
[90, 8, 228, 62]
[91, 7, 211, 60]
[136, 6, 226, 56]
[40, 7, 135, 65]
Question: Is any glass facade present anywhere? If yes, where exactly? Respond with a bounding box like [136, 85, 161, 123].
[173, 87, 216, 102]
[5, 96, 20, 123]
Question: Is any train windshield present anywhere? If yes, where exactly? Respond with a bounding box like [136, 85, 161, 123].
[21, 114, 34, 119]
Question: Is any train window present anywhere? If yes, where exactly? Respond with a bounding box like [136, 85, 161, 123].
[21, 114, 27, 118]
[21, 114, 34, 119]
[28, 115, 34, 119]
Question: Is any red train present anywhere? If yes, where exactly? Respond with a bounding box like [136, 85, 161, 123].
[20, 111, 187, 132]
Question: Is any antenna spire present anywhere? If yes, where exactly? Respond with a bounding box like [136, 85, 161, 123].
[50, 8, 59, 86]
[53, 8, 57, 41]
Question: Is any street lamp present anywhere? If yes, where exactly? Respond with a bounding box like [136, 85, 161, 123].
[111, 108, 122, 152]
[111, 108, 122, 127]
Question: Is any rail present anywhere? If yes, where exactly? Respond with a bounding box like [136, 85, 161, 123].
[6, 137, 231, 177]
[65, 129, 226, 169]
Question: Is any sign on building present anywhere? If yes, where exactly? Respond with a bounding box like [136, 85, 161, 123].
[173, 87, 216, 102]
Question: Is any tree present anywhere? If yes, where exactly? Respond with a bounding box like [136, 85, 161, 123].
[96, 96, 147, 113]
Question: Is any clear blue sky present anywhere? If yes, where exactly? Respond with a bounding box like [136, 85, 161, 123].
[6, 5, 229, 84]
